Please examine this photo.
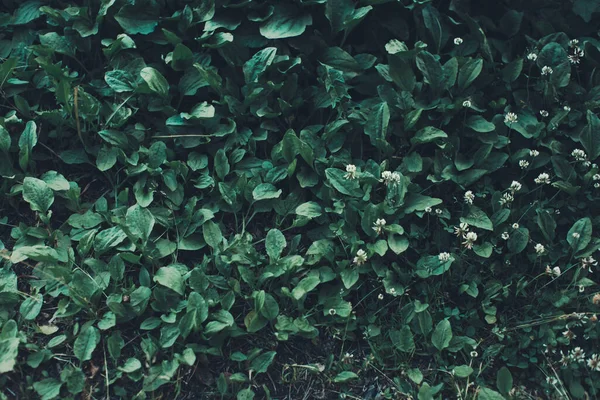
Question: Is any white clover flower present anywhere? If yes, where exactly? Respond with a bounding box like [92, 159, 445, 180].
[454, 37, 463, 45]
[546, 265, 561, 277]
[593, 174, 600, 181]
[519, 160, 530, 169]
[425, 206, 432, 213]
[378, 293, 384, 300]
[512, 223, 519, 229]
[529, 149, 540, 157]
[464, 190, 475, 205]
[527, 52, 538, 61]
[569, 39, 580, 47]
[388, 287, 396, 295]
[353, 249, 368, 265]
[435, 208, 443, 215]
[540, 110, 549, 117]
[570, 347, 586, 363]
[581, 256, 598, 272]
[534, 172, 551, 184]
[564, 105, 571, 112]
[563, 330, 576, 340]
[510, 181, 522, 192]
[587, 354, 600, 372]
[568, 50, 583, 64]
[499, 192, 514, 206]
[345, 164, 358, 180]
[504, 112, 518, 124]
[534, 243, 545, 255]
[571, 149, 587, 161]
[541, 65, 553, 75]
[546, 376, 559, 385]
[501, 232, 510, 240]
[454, 222, 469, 236]
[463, 100, 472, 108]
[438, 252, 451, 262]
[462, 231, 478, 249]
[381, 170, 401, 186]
[572, 232, 581, 239]
[373, 218, 386, 235]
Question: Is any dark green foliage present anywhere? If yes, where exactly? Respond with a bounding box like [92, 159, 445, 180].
[1, 0, 600, 399]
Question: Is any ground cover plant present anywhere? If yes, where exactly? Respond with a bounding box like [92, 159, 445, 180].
[1, 0, 600, 398]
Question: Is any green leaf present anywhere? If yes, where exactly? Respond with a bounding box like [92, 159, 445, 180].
[580, 110, 600, 160]
[478, 388, 506, 400]
[507, 227, 529, 254]
[422, 4, 444, 53]
[325, 0, 353, 33]
[39, 32, 75, 57]
[266, 229, 286, 260]
[364, 102, 390, 144]
[0, 335, 19, 373]
[20, 294, 43, 320]
[390, 325, 415, 352]
[411, 127, 448, 145]
[454, 365, 474, 378]
[249, 351, 276, 375]
[22, 177, 54, 213]
[243, 47, 277, 83]
[407, 368, 423, 384]
[536, 209, 556, 242]
[573, 0, 600, 22]
[74, 325, 100, 361]
[94, 226, 128, 255]
[114, 4, 159, 35]
[431, 319, 452, 351]
[340, 268, 359, 288]
[12, 1, 43, 25]
[97, 146, 117, 171]
[292, 274, 321, 300]
[467, 116, 495, 132]
[153, 267, 185, 295]
[105, 70, 137, 93]
[473, 242, 493, 258]
[458, 58, 483, 92]
[567, 217, 592, 253]
[171, 44, 194, 71]
[203, 220, 222, 249]
[415, 51, 444, 94]
[0, 125, 11, 152]
[214, 149, 230, 179]
[388, 234, 409, 255]
[402, 193, 443, 213]
[333, 371, 359, 383]
[496, 366, 513, 395]
[140, 67, 169, 98]
[33, 378, 62, 400]
[260, 5, 312, 39]
[252, 183, 282, 201]
[237, 389, 255, 400]
[295, 202, 322, 218]
[461, 207, 493, 231]
[18, 121, 37, 171]
[502, 58, 523, 83]
[325, 168, 361, 197]
[126, 204, 155, 245]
